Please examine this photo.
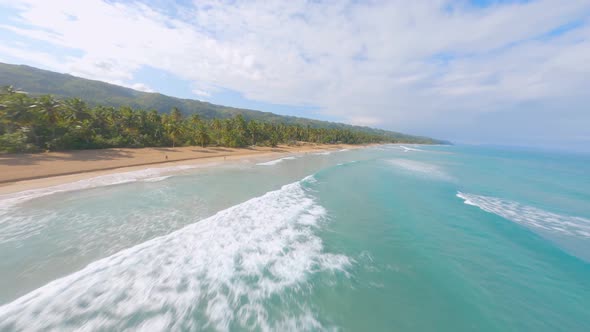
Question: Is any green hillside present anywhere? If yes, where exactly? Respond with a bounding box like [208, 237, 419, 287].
[0, 62, 444, 144]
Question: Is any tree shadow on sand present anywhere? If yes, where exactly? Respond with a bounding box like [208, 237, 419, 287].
[209, 147, 234, 152]
[0, 149, 135, 166]
[191, 149, 216, 153]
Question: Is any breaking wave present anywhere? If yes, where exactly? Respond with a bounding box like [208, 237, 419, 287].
[0, 164, 205, 216]
[141, 175, 172, 182]
[337, 161, 358, 166]
[457, 192, 590, 238]
[0, 176, 350, 331]
[256, 156, 297, 166]
[385, 159, 453, 181]
[399, 146, 424, 152]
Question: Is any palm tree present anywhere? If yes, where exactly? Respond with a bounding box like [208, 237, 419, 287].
[170, 107, 182, 122]
[63, 98, 90, 124]
[4, 94, 40, 146]
[211, 118, 223, 145]
[247, 120, 259, 145]
[102, 107, 120, 137]
[196, 122, 209, 147]
[189, 113, 201, 125]
[270, 131, 279, 147]
[233, 115, 247, 143]
[30, 95, 62, 141]
[0, 90, 413, 152]
[165, 121, 184, 147]
[146, 110, 163, 143]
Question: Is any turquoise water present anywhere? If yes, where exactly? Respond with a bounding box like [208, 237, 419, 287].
[0, 145, 589, 331]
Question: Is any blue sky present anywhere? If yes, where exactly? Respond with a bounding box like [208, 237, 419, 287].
[0, 0, 589, 151]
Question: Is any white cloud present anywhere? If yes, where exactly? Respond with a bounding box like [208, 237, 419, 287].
[131, 83, 155, 93]
[348, 116, 381, 127]
[0, 0, 589, 145]
[192, 89, 211, 98]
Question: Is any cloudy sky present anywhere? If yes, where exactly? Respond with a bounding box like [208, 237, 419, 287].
[1, 0, 589, 150]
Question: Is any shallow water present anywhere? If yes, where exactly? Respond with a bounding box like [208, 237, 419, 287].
[1, 145, 589, 331]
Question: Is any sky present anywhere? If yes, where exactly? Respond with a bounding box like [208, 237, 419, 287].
[0, 0, 589, 151]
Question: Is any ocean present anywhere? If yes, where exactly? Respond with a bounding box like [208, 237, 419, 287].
[0, 145, 589, 331]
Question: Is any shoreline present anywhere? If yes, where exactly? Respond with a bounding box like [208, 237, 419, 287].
[0, 143, 371, 195]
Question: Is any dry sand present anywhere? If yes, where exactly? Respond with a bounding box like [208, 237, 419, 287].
[0, 143, 366, 195]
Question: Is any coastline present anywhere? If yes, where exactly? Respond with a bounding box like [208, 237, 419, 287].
[0, 143, 369, 195]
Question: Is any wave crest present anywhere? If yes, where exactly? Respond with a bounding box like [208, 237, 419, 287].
[0, 176, 350, 331]
[312, 151, 332, 156]
[457, 192, 590, 238]
[399, 146, 424, 152]
[256, 156, 297, 166]
[386, 159, 452, 181]
[0, 165, 203, 216]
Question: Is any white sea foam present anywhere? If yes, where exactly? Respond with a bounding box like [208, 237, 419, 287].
[0, 176, 350, 331]
[457, 192, 590, 238]
[141, 175, 172, 182]
[256, 156, 297, 166]
[386, 159, 452, 181]
[312, 151, 332, 156]
[0, 164, 206, 216]
[399, 145, 424, 152]
[338, 149, 350, 152]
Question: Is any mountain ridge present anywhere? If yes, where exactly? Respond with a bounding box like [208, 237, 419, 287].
[0, 62, 445, 144]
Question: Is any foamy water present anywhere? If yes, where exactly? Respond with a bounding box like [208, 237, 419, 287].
[399, 146, 424, 152]
[256, 156, 297, 166]
[0, 164, 208, 217]
[336, 160, 358, 166]
[385, 158, 453, 181]
[2, 145, 589, 331]
[141, 175, 172, 182]
[0, 176, 351, 331]
[457, 192, 590, 238]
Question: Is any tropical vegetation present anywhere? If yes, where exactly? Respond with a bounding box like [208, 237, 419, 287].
[0, 86, 437, 153]
[0, 62, 444, 145]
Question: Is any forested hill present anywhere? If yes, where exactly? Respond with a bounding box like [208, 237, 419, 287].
[0, 62, 444, 144]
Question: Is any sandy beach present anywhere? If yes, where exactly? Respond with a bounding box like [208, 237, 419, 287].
[0, 143, 366, 195]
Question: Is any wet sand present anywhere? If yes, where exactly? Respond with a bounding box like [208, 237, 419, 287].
[0, 144, 367, 194]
